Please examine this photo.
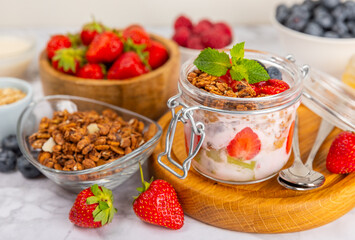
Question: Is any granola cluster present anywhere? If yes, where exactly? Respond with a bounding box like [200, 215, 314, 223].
[187, 69, 257, 98]
[0, 88, 26, 106]
[29, 109, 149, 171]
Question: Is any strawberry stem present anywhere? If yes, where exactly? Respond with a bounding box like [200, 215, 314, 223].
[133, 162, 153, 200]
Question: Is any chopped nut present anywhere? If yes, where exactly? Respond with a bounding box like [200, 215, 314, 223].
[120, 137, 131, 148]
[87, 123, 100, 134]
[82, 159, 96, 169]
[42, 137, 56, 153]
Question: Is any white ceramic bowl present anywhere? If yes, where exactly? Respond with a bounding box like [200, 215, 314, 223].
[0, 35, 36, 78]
[0, 77, 33, 141]
[271, 15, 355, 78]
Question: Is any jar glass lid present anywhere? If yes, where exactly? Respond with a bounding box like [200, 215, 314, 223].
[302, 69, 355, 132]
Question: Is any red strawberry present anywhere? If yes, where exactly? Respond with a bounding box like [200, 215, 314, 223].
[227, 127, 261, 160]
[201, 27, 230, 48]
[218, 70, 233, 85]
[252, 79, 290, 96]
[186, 35, 204, 49]
[86, 31, 123, 63]
[46, 35, 71, 59]
[123, 25, 151, 46]
[172, 27, 191, 47]
[107, 52, 148, 80]
[174, 15, 193, 30]
[268, 79, 290, 90]
[76, 63, 105, 79]
[69, 184, 117, 228]
[326, 131, 355, 174]
[52, 48, 84, 74]
[133, 164, 184, 230]
[192, 19, 213, 35]
[80, 20, 106, 46]
[145, 40, 169, 69]
[286, 120, 295, 154]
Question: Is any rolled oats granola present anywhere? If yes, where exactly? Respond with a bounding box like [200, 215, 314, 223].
[0, 88, 26, 106]
[29, 109, 150, 171]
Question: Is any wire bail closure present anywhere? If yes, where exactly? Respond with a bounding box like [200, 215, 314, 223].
[157, 89, 205, 179]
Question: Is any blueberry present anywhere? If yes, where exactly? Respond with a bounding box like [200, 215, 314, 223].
[2, 135, 21, 155]
[345, 1, 355, 21]
[341, 33, 353, 38]
[285, 13, 308, 31]
[324, 31, 340, 38]
[331, 5, 347, 21]
[332, 21, 349, 36]
[314, 5, 328, 16]
[347, 21, 355, 35]
[291, 4, 311, 20]
[17, 155, 41, 179]
[302, 0, 319, 11]
[267, 67, 282, 80]
[304, 21, 324, 36]
[0, 149, 17, 172]
[320, 0, 340, 9]
[276, 4, 290, 24]
[314, 11, 334, 29]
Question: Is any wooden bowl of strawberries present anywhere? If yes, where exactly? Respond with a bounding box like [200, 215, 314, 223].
[39, 21, 180, 119]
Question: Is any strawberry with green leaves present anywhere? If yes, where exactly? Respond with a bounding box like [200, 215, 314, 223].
[46, 35, 72, 59]
[76, 63, 106, 79]
[86, 31, 123, 63]
[107, 51, 148, 80]
[52, 48, 84, 74]
[123, 25, 151, 46]
[80, 20, 106, 46]
[326, 131, 355, 174]
[133, 164, 184, 230]
[69, 184, 117, 228]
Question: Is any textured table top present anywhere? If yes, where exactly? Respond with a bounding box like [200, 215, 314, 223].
[0, 25, 354, 240]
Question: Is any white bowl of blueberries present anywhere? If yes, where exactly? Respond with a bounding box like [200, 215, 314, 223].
[272, 0, 355, 77]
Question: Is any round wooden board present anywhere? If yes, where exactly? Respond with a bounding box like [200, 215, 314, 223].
[150, 105, 355, 233]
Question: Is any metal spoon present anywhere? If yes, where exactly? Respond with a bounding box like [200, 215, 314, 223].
[277, 115, 327, 190]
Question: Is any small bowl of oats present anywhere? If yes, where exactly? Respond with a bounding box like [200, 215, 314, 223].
[0, 77, 33, 141]
[17, 95, 162, 192]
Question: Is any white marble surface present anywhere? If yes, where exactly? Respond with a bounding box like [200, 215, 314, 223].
[0, 26, 354, 240]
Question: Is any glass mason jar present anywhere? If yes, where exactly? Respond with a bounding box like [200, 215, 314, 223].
[158, 50, 309, 184]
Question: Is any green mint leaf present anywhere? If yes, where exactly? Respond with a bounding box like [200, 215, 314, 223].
[241, 59, 270, 84]
[230, 42, 245, 61]
[230, 64, 248, 81]
[193, 48, 231, 76]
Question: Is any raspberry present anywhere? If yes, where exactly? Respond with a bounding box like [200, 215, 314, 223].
[214, 22, 233, 43]
[174, 15, 193, 30]
[201, 27, 230, 48]
[186, 35, 204, 49]
[172, 27, 191, 47]
[192, 19, 213, 35]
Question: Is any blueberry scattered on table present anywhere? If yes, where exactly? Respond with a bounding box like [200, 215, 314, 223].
[267, 67, 283, 80]
[17, 155, 42, 179]
[0, 149, 17, 172]
[277, 0, 355, 38]
[2, 135, 21, 155]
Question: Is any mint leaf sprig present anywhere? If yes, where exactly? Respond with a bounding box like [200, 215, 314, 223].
[193, 42, 270, 84]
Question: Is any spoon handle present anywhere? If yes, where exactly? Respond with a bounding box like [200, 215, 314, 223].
[292, 114, 301, 161]
[305, 119, 334, 169]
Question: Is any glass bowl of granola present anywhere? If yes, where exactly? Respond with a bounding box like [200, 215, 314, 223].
[17, 95, 162, 192]
[157, 43, 309, 184]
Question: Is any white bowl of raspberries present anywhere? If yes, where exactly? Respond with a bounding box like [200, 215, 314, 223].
[172, 15, 234, 64]
[272, 0, 355, 77]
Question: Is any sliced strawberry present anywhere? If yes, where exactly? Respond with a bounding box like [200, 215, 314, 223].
[227, 127, 261, 160]
[174, 15, 193, 30]
[286, 121, 295, 154]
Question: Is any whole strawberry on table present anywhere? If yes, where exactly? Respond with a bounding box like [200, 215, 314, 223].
[46, 20, 169, 80]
